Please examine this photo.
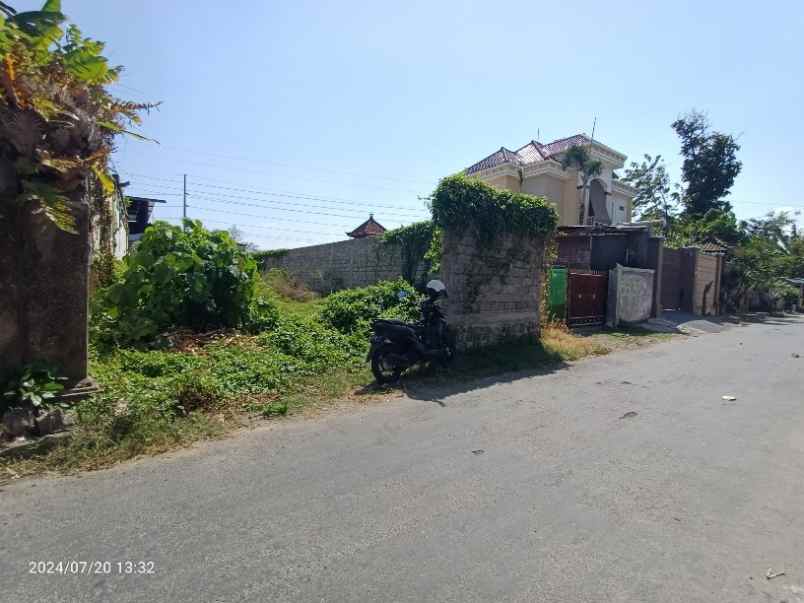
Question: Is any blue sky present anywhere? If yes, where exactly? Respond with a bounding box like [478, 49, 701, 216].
[27, 0, 804, 248]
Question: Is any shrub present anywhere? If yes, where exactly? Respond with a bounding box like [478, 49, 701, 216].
[381, 221, 435, 285]
[319, 279, 422, 334]
[93, 220, 261, 344]
[431, 173, 558, 242]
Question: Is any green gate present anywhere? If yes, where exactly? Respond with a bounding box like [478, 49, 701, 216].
[547, 267, 568, 321]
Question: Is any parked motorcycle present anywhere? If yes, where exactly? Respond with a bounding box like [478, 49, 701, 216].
[368, 280, 454, 384]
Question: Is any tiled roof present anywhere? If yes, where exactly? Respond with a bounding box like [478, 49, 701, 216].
[465, 147, 522, 175]
[694, 236, 731, 253]
[514, 141, 545, 164]
[466, 134, 590, 175]
[537, 134, 590, 158]
[346, 214, 386, 238]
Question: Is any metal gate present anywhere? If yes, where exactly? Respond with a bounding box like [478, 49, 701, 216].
[661, 248, 693, 312]
[567, 270, 608, 326]
[547, 267, 568, 320]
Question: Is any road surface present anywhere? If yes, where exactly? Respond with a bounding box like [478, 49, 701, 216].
[3, 316, 804, 602]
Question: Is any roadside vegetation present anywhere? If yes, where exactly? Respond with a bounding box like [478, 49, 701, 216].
[1, 219, 667, 480]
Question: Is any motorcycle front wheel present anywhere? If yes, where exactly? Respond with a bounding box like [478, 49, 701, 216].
[371, 345, 404, 384]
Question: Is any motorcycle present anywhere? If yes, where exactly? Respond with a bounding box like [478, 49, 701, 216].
[367, 279, 454, 384]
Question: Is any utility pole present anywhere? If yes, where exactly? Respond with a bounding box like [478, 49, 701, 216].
[182, 173, 188, 226]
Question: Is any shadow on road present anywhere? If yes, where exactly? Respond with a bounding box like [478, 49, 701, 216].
[397, 345, 572, 407]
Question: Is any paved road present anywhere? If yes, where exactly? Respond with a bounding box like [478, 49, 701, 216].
[4, 316, 804, 602]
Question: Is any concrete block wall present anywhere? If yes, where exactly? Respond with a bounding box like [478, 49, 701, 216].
[440, 230, 546, 350]
[607, 265, 655, 327]
[261, 236, 428, 293]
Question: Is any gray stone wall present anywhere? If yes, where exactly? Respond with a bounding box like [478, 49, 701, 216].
[0, 200, 90, 384]
[261, 237, 428, 293]
[440, 230, 547, 350]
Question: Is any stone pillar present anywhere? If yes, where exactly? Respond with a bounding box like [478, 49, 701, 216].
[440, 229, 546, 350]
[0, 200, 91, 386]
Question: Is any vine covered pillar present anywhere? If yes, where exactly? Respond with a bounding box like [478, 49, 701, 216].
[440, 228, 548, 350]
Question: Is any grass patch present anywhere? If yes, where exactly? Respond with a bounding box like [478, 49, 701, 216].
[541, 324, 610, 360]
[1, 285, 672, 482]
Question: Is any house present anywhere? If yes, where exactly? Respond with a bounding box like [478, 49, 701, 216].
[90, 175, 129, 260]
[127, 196, 166, 246]
[466, 134, 637, 226]
[346, 214, 386, 238]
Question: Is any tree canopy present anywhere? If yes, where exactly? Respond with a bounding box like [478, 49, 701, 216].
[671, 111, 742, 217]
[621, 153, 673, 222]
[0, 0, 155, 232]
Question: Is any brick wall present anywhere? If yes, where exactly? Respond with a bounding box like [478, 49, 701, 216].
[261, 236, 428, 293]
[440, 229, 547, 350]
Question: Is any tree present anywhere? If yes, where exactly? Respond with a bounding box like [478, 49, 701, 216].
[665, 208, 745, 249]
[560, 145, 602, 224]
[671, 110, 742, 217]
[621, 153, 674, 225]
[227, 225, 259, 252]
[0, 0, 156, 232]
[743, 211, 794, 251]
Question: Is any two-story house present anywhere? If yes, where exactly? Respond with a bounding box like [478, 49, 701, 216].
[465, 134, 636, 226]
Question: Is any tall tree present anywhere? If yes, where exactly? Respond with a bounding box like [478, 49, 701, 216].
[671, 111, 742, 217]
[743, 211, 795, 251]
[621, 153, 674, 225]
[560, 145, 602, 224]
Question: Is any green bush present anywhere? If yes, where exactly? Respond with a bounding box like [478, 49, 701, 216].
[93, 220, 264, 345]
[431, 173, 558, 242]
[319, 279, 422, 334]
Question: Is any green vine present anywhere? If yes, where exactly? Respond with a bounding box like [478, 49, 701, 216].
[431, 174, 556, 313]
[252, 248, 288, 269]
[431, 173, 557, 243]
[381, 220, 434, 285]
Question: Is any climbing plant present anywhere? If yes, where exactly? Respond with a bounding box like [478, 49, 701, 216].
[431, 173, 557, 241]
[381, 220, 435, 285]
[0, 0, 156, 232]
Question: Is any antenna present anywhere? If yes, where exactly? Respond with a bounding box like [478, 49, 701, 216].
[589, 116, 597, 146]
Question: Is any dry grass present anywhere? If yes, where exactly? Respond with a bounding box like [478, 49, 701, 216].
[541, 323, 611, 360]
[263, 268, 318, 302]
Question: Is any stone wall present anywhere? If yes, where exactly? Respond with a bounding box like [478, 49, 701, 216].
[440, 230, 546, 350]
[607, 265, 655, 327]
[0, 201, 91, 384]
[261, 236, 428, 293]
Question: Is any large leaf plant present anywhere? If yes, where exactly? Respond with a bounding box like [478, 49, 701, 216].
[0, 0, 155, 233]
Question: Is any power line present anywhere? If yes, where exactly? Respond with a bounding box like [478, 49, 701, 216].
[184, 205, 350, 232]
[126, 183, 429, 222]
[120, 171, 429, 215]
[187, 190, 423, 220]
[153, 216, 343, 244]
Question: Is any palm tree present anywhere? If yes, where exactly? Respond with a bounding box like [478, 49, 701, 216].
[560, 145, 602, 224]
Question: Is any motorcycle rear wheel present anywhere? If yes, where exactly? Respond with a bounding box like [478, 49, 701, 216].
[371, 345, 404, 384]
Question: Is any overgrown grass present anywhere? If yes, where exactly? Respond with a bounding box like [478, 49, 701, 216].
[1, 277, 670, 481]
[541, 324, 611, 360]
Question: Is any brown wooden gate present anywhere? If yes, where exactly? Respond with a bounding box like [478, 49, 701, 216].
[567, 270, 608, 326]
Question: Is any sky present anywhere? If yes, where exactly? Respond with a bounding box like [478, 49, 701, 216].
[22, 0, 804, 248]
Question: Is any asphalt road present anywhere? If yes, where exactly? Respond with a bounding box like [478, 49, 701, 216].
[4, 316, 804, 602]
